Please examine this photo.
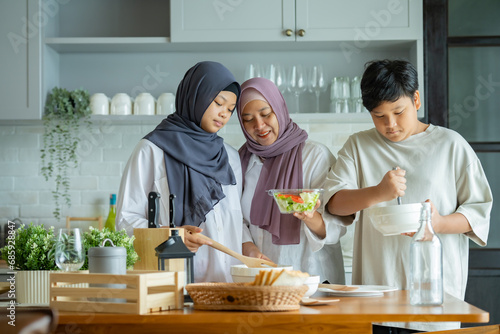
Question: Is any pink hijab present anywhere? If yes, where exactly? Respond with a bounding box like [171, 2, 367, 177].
[237, 77, 308, 245]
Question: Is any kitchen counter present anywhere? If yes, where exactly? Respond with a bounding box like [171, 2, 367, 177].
[54, 290, 488, 334]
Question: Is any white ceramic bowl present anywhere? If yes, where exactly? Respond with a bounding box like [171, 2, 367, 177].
[365, 203, 422, 236]
[303, 275, 320, 297]
[230, 264, 293, 283]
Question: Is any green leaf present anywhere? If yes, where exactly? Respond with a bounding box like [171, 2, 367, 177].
[40, 87, 91, 222]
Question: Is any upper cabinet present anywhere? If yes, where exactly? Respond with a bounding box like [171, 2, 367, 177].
[171, 0, 296, 42]
[171, 0, 422, 43]
[0, 0, 41, 120]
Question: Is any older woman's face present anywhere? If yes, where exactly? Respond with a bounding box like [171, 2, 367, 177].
[241, 99, 279, 146]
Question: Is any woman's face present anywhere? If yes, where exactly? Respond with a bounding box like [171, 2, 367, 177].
[200, 91, 237, 133]
[241, 99, 279, 146]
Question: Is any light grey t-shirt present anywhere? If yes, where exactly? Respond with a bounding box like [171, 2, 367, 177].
[324, 124, 492, 300]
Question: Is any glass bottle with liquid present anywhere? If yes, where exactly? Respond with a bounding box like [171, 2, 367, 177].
[104, 194, 117, 231]
[409, 202, 443, 306]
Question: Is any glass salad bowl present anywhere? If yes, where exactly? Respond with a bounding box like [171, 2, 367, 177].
[267, 189, 323, 214]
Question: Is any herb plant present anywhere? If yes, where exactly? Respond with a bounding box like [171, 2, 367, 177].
[81, 227, 139, 270]
[40, 87, 91, 222]
[0, 223, 58, 271]
[1, 224, 138, 271]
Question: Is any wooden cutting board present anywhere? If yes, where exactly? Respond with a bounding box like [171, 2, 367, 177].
[133, 228, 185, 271]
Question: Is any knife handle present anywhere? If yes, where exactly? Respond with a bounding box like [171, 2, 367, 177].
[148, 191, 160, 228]
[169, 194, 176, 228]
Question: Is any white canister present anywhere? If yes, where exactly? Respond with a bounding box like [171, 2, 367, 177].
[90, 93, 110, 115]
[156, 93, 175, 115]
[133, 92, 156, 116]
[110, 93, 132, 115]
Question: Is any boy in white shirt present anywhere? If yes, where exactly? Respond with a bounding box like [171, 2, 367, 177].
[324, 59, 492, 301]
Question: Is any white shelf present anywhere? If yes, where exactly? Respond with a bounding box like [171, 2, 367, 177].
[45, 37, 171, 53]
[44, 37, 417, 54]
[87, 112, 372, 125]
[2, 112, 374, 126]
[291, 112, 372, 123]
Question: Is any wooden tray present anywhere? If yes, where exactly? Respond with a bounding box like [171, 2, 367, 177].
[186, 283, 308, 311]
[50, 270, 184, 314]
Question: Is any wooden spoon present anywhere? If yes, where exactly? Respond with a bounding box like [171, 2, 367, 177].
[189, 232, 278, 268]
[319, 283, 360, 292]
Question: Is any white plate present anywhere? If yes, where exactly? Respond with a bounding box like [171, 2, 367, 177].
[318, 285, 398, 297]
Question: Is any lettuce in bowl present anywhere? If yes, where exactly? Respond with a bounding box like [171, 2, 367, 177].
[268, 189, 323, 214]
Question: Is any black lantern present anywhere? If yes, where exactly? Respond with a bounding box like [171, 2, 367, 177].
[155, 230, 195, 285]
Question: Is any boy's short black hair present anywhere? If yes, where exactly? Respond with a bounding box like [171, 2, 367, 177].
[361, 59, 419, 112]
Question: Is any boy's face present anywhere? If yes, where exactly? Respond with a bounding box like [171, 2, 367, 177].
[370, 91, 422, 142]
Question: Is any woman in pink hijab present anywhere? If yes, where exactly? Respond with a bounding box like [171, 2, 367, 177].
[237, 77, 347, 284]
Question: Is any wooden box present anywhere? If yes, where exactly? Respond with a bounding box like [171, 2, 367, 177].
[50, 270, 185, 314]
[133, 228, 185, 271]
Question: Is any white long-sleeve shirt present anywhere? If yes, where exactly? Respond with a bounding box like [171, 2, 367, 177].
[241, 140, 347, 284]
[324, 124, 492, 300]
[117, 139, 243, 283]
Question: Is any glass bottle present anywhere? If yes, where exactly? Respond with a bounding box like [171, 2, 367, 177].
[104, 194, 117, 231]
[410, 202, 443, 305]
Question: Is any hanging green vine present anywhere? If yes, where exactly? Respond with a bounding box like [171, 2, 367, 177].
[40, 87, 91, 222]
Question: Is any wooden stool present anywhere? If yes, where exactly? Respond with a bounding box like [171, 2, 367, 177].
[66, 216, 103, 230]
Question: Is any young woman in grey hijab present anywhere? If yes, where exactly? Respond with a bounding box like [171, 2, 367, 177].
[117, 61, 244, 282]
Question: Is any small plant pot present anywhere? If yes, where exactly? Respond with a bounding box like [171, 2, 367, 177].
[16, 270, 58, 305]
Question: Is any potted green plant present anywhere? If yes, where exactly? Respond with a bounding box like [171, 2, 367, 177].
[81, 227, 139, 270]
[0, 223, 58, 304]
[40, 87, 92, 222]
[1, 223, 139, 305]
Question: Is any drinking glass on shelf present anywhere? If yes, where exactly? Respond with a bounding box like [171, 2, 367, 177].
[308, 65, 327, 113]
[335, 99, 350, 113]
[330, 77, 351, 113]
[265, 63, 287, 94]
[55, 228, 85, 272]
[350, 76, 362, 99]
[330, 76, 350, 100]
[244, 64, 262, 81]
[350, 76, 364, 113]
[265, 64, 276, 82]
[274, 64, 287, 94]
[288, 65, 306, 113]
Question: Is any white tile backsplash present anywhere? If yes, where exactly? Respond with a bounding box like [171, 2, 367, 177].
[0, 148, 18, 162]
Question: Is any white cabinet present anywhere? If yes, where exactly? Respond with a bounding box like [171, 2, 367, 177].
[295, 0, 422, 41]
[171, 0, 422, 42]
[0, 0, 41, 120]
[171, 0, 296, 42]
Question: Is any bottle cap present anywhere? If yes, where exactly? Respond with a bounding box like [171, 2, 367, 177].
[110, 193, 117, 205]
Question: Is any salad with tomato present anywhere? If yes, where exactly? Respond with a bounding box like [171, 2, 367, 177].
[268, 189, 323, 214]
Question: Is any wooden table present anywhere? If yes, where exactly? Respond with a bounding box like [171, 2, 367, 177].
[55, 290, 489, 334]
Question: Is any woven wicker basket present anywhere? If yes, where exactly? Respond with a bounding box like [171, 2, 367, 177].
[185, 283, 308, 311]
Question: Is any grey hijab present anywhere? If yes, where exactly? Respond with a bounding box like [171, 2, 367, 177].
[144, 61, 240, 226]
